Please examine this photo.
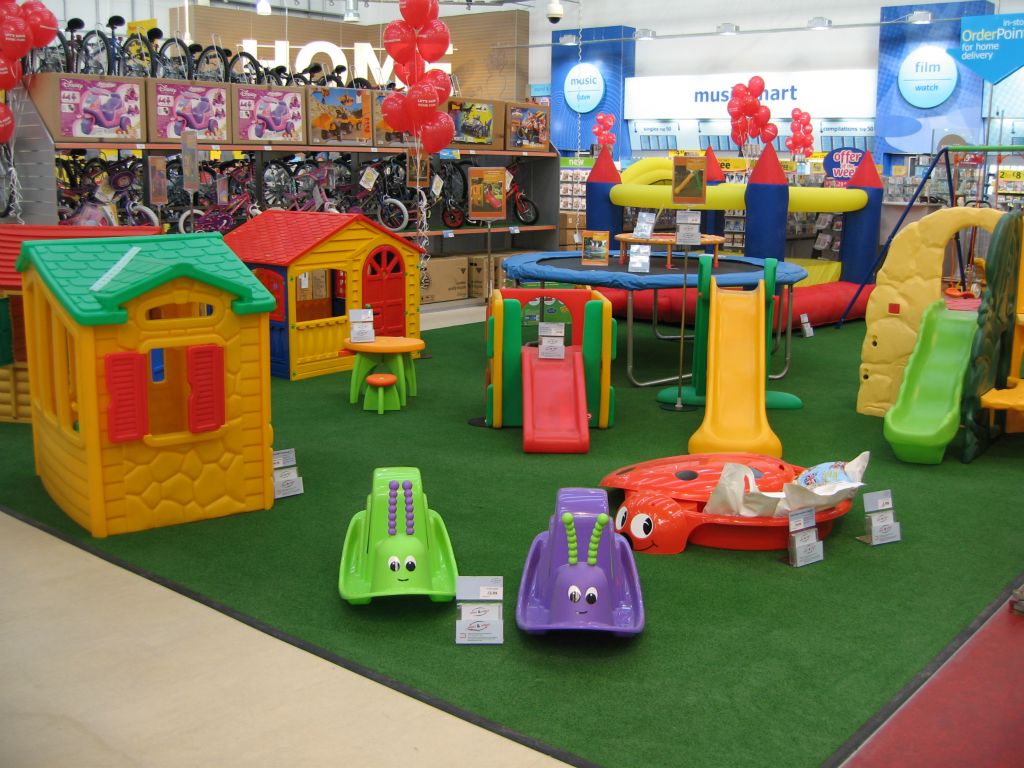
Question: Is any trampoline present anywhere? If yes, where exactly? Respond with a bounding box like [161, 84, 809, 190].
[502, 251, 808, 386]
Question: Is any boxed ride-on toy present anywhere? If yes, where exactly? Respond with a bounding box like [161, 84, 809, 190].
[147, 80, 230, 143]
[505, 102, 550, 151]
[26, 72, 146, 142]
[308, 86, 372, 145]
[370, 92, 414, 147]
[446, 98, 505, 151]
[230, 84, 306, 145]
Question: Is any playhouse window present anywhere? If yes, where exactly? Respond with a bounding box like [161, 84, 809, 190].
[143, 300, 219, 325]
[33, 293, 56, 418]
[294, 268, 335, 323]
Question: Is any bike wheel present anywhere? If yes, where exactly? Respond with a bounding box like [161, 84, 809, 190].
[441, 205, 465, 229]
[377, 197, 409, 231]
[78, 30, 113, 75]
[443, 162, 468, 205]
[513, 194, 539, 225]
[194, 45, 228, 82]
[261, 161, 295, 209]
[158, 38, 193, 80]
[120, 32, 156, 77]
[228, 52, 263, 84]
[124, 201, 160, 227]
[27, 32, 70, 73]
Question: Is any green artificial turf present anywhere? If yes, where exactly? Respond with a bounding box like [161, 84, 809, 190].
[2, 318, 1022, 767]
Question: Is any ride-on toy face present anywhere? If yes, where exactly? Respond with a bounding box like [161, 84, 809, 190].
[547, 513, 614, 627]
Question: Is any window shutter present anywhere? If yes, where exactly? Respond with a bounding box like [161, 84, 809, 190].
[105, 352, 149, 443]
[0, 298, 12, 367]
[187, 344, 225, 433]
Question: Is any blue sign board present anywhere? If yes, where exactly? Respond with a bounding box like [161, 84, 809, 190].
[550, 26, 635, 162]
[950, 13, 1024, 83]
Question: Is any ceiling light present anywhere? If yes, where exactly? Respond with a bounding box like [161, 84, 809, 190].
[807, 16, 832, 30]
[634, 29, 655, 41]
[717, 23, 739, 36]
[343, 10, 359, 21]
[558, 33, 578, 46]
[907, 10, 932, 24]
[255, 0, 271, 15]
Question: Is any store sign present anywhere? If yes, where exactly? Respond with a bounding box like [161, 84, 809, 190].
[563, 63, 605, 114]
[624, 70, 877, 120]
[897, 45, 958, 109]
[823, 148, 866, 186]
[950, 13, 1024, 83]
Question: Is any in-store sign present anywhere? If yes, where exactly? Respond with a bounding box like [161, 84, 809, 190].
[823, 148, 866, 185]
[563, 63, 605, 114]
[897, 45, 959, 109]
[950, 13, 1024, 84]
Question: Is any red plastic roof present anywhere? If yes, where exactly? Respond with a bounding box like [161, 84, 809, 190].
[849, 150, 883, 190]
[224, 210, 424, 267]
[749, 143, 787, 185]
[587, 145, 621, 184]
[0, 224, 162, 290]
[704, 145, 726, 183]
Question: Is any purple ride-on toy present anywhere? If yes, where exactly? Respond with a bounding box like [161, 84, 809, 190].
[516, 488, 645, 637]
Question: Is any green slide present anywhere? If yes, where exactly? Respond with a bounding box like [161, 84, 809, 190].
[883, 301, 978, 464]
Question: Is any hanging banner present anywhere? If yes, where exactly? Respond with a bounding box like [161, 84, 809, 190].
[950, 13, 1024, 84]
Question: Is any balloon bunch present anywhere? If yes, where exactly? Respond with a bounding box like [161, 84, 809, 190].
[0, 1, 58, 143]
[726, 76, 779, 149]
[591, 111, 616, 148]
[378, 0, 455, 154]
[785, 109, 814, 159]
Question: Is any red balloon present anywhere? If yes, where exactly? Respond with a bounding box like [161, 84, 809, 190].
[785, 136, 796, 151]
[761, 123, 779, 142]
[802, 122, 814, 135]
[0, 56, 19, 89]
[791, 108, 802, 120]
[748, 122, 761, 140]
[399, 0, 438, 30]
[604, 133, 617, 146]
[422, 68, 451, 102]
[599, 113, 615, 129]
[417, 111, 454, 153]
[742, 96, 758, 116]
[0, 101, 13, 144]
[731, 128, 745, 146]
[747, 76, 765, 98]
[393, 51, 425, 86]
[19, 0, 46, 10]
[405, 81, 441, 125]
[416, 19, 450, 62]
[0, 14, 31, 60]
[726, 99, 743, 118]
[383, 20, 417, 64]
[756, 105, 771, 125]
[731, 83, 749, 98]
[798, 112, 811, 125]
[380, 91, 412, 133]
[25, 8, 57, 48]
[591, 124, 601, 136]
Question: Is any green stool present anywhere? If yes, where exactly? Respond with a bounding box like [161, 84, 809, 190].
[364, 373, 401, 414]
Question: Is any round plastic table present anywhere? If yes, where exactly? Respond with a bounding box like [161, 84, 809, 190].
[341, 336, 426, 406]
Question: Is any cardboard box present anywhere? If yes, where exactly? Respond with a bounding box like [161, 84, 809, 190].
[504, 102, 550, 151]
[27, 72, 147, 142]
[307, 87, 372, 145]
[421, 256, 468, 304]
[446, 98, 505, 151]
[370, 91, 414, 147]
[230, 84, 306, 145]
[147, 80, 230, 144]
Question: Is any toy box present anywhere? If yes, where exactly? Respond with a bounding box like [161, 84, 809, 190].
[26, 72, 146, 142]
[230, 84, 306, 145]
[421, 256, 468, 304]
[370, 92, 414, 147]
[446, 98, 505, 151]
[505, 102, 550, 151]
[308, 86, 373, 145]
[147, 80, 230, 143]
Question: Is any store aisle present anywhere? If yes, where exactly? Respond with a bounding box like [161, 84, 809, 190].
[0, 513, 564, 768]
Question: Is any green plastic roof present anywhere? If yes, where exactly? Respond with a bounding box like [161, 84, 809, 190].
[15, 232, 276, 326]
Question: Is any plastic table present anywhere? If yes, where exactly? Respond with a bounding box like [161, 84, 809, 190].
[341, 336, 426, 406]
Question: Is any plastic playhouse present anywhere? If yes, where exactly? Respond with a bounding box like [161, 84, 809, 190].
[485, 286, 615, 453]
[516, 487, 644, 636]
[339, 467, 458, 604]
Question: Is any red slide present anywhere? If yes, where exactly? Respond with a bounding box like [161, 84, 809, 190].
[521, 346, 590, 453]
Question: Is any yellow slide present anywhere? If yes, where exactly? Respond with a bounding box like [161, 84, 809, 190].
[688, 279, 783, 458]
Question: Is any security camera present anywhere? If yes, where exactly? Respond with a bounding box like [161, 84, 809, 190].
[546, 1, 564, 24]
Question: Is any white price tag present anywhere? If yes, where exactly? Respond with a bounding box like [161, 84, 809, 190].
[443, 229, 455, 238]
[675, 223, 701, 246]
[787, 507, 816, 532]
[459, 603, 502, 621]
[788, 528, 823, 567]
[274, 466, 299, 483]
[863, 489, 894, 512]
[573, 231, 582, 244]
[350, 322, 375, 342]
[858, 511, 902, 546]
[431, 174, 444, 198]
[298, 272, 309, 289]
[455, 619, 504, 644]
[628, 244, 651, 273]
[272, 448, 296, 469]
[538, 335, 566, 359]
[509, 226, 520, 234]
[456, 576, 503, 601]
[538, 322, 565, 337]
[349, 308, 373, 322]
[359, 166, 379, 190]
[274, 475, 305, 499]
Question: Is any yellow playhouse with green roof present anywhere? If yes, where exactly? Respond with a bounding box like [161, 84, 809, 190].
[16, 232, 278, 537]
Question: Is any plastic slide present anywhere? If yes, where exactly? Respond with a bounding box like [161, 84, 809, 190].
[522, 346, 590, 453]
[883, 301, 978, 464]
[688, 280, 783, 458]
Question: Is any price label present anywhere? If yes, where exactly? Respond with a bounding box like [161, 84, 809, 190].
[272, 448, 297, 469]
[443, 229, 455, 238]
[787, 507, 816, 532]
[456, 576, 503, 602]
[505, 169, 514, 191]
[147, 155, 168, 206]
[181, 129, 199, 193]
[858, 510, 902, 546]
[274, 475, 305, 499]
[788, 528, 824, 567]
[998, 169, 1024, 182]
[863, 489, 893, 512]
[359, 166, 379, 190]
[573, 231, 582, 244]
[538, 336, 565, 359]
[431, 174, 444, 198]
[216, 174, 229, 205]
[509, 225, 520, 234]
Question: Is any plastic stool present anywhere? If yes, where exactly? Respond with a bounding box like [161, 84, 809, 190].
[363, 373, 401, 414]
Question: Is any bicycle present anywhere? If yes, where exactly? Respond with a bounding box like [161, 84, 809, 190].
[79, 16, 158, 78]
[505, 157, 540, 225]
[178, 188, 261, 233]
[149, 29, 194, 81]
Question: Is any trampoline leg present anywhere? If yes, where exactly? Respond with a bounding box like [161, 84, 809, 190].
[625, 290, 687, 388]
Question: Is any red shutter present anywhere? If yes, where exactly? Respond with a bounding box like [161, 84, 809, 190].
[187, 344, 225, 433]
[105, 352, 149, 443]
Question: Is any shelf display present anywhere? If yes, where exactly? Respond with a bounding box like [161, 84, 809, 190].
[230, 85, 306, 145]
[308, 87, 373, 146]
[27, 72, 146, 142]
[147, 81, 230, 144]
[446, 98, 505, 151]
[505, 102, 550, 152]
[371, 92, 414, 147]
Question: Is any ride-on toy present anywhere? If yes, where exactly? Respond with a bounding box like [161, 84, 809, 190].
[80, 88, 132, 135]
[516, 488, 644, 636]
[339, 467, 458, 604]
[174, 93, 219, 137]
[253, 95, 298, 139]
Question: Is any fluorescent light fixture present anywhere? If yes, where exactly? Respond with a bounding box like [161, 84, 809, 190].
[717, 23, 739, 35]
[807, 16, 832, 30]
[907, 10, 932, 24]
[558, 33, 578, 46]
[255, 0, 271, 15]
[634, 28, 655, 41]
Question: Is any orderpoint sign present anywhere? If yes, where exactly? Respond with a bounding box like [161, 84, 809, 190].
[897, 45, 958, 108]
[950, 13, 1024, 83]
[564, 63, 605, 114]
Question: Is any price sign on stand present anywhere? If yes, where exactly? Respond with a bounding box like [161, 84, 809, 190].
[359, 165, 379, 191]
[858, 490, 901, 546]
[675, 210, 701, 246]
[788, 527, 824, 567]
[538, 322, 565, 360]
[628, 244, 651, 273]
[633, 211, 655, 240]
[147, 155, 168, 207]
[455, 576, 504, 644]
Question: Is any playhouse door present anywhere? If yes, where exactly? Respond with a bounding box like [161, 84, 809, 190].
[252, 268, 289, 374]
[361, 246, 405, 336]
